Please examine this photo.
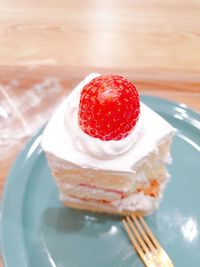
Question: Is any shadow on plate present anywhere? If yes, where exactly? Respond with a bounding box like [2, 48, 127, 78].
[42, 206, 122, 234]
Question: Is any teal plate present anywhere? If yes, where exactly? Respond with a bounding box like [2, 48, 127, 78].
[1, 96, 200, 267]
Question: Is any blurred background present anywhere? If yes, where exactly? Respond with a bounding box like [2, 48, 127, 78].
[0, 0, 200, 195]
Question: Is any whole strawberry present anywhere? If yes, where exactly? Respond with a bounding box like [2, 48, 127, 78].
[78, 75, 140, 141]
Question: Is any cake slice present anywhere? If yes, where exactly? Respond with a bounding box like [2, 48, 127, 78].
[41, 73, 174, 215]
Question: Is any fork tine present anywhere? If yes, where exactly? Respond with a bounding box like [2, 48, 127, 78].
[123, 216, 174, 267]
[159, 249, 174, 266]
[138, 215, 161, 249]
[138, 216, 175, 266]
[131, 214, 156, 251]
[122, 219, 148, 266]
[126, 216, 150, 254]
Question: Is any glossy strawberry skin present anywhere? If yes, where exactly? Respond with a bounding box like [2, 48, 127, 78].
[78, 75, 140, 141]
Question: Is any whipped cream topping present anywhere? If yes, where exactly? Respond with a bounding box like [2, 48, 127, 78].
[65, 73, 144, 159]
[42, 73, 174, 172]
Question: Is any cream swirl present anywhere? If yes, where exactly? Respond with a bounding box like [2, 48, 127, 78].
[65, 73, 144, 160]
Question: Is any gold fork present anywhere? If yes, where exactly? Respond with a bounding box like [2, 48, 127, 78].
[123, 214, 174, 267]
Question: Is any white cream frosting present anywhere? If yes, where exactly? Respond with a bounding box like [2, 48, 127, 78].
[64, 73, 144, 159]
[41, 73, 174, 173]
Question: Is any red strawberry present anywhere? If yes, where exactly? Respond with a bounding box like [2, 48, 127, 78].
[78, 74, 140, 141]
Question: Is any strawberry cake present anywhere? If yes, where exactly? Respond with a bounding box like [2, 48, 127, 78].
[41, 73, 174, 215]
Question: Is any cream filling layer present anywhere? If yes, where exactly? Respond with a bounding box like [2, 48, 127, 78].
[60, 192, 159, 213]
[59, 175, 169, 213]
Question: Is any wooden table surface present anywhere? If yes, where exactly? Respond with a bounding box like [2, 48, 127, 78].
[0, 1, 200, 265]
